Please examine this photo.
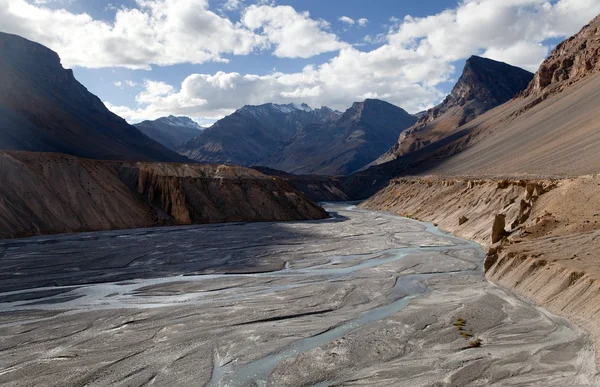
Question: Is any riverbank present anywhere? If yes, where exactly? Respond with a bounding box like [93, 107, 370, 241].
[361, 176, 600, 366]
[0, 204, 597, 386]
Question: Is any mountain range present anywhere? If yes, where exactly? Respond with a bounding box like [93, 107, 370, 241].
[178, 100, 417, 175]
[0, 32, 187, 163]
[260, 99, 417, 175]
[178, 103, 341, 167]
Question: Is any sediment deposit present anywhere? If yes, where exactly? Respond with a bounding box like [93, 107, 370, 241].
[0, 204, 596, 386]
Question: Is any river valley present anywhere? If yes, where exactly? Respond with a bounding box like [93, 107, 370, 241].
[0, 204, 597, 386]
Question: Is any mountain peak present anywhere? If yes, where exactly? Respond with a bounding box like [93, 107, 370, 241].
[415, 56, 533, 127]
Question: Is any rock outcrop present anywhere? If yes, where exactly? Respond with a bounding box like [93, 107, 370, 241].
[0, 151, 328, 239]
[0, 32, 187, 162]
[524, 15, 600, 98]
[491, 214, 507, 244]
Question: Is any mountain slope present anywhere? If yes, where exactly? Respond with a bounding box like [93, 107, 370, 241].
[425, 15, 600, 177]
[135, 116, 204, 150]
[375, 56, 533, 164]
[261, 99, 418, 175]
[178, 103, 340, 165]
[0, 32, 187, 162]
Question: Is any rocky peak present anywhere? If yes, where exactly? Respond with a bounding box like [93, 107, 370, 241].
[524, 14, 600, 97]
[338, 99, 409, 124]
[418, 56, 533, 127]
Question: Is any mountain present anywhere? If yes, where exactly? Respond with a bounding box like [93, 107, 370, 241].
[261, 99, 418, 175]
[0, 32, 187, 162]
[178, 103, 340, 165]
[135, 116, 204, 150]
[375, 56, 534, 164]
[422, 14, 600, 177]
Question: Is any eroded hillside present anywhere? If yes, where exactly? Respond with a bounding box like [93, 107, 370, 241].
[0, 152, 327, 239]
[360, 175, 600, 363]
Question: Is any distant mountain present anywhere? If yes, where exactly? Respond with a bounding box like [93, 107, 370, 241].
[135, 116, 204, 150]
[261, 99, 418, 175]
[178, 103, 340, 165]
[375, 56, 534, 164]
[0, 32, 187, 162]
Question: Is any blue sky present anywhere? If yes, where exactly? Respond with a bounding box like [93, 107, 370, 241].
[2, 0, 599, 125]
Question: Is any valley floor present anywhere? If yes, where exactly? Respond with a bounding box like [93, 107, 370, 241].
[0, 204, 597, 386]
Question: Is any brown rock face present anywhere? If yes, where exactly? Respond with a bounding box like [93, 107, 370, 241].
[491, 214, 507, 244]
[0, 151, 328, 239]
[524, 14, 600, 97]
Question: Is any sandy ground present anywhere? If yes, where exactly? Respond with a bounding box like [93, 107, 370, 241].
[0, 204, 597, 386]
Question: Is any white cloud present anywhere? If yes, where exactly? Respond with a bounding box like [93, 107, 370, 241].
[105, 0, 600, 125]
[387, 0, 600, 71]
[357, 18, 369, 27]
[0, 0, 345, 68]
[222, 0, 242, 11]
[241, 5, 347, 58]
[114, 81, 123, 87]
[339, 16, 355, 25]
[125, 80, 138, 87]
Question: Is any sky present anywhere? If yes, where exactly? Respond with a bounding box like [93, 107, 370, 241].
[1, 0, 600, 126]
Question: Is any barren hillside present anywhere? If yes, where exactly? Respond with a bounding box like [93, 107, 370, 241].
[0, 152, 327, 239]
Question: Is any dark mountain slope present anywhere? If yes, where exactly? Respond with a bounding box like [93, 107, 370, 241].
[261, 99, 417, 175]
[178, 104, 339, 165]
[0, 32, 187, 162]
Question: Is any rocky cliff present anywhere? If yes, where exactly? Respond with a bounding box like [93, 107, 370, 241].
[0, 32, 187, 162]
[0, 151, 327, 239]
[524, 15, 600, 98]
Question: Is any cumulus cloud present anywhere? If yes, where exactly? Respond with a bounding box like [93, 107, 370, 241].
[105, 0, 600, 124]
[113, 81, 123, 87]
[241, 5, 347, 58]
[387, 0, 600, 71]
[0, 0, 345, 68]
[339, 16, 368, 28]
[106, 59, 446, 124]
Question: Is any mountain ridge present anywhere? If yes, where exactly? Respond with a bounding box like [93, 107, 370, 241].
[135, 116, 204, 151]
[0, 32, 188, 162]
